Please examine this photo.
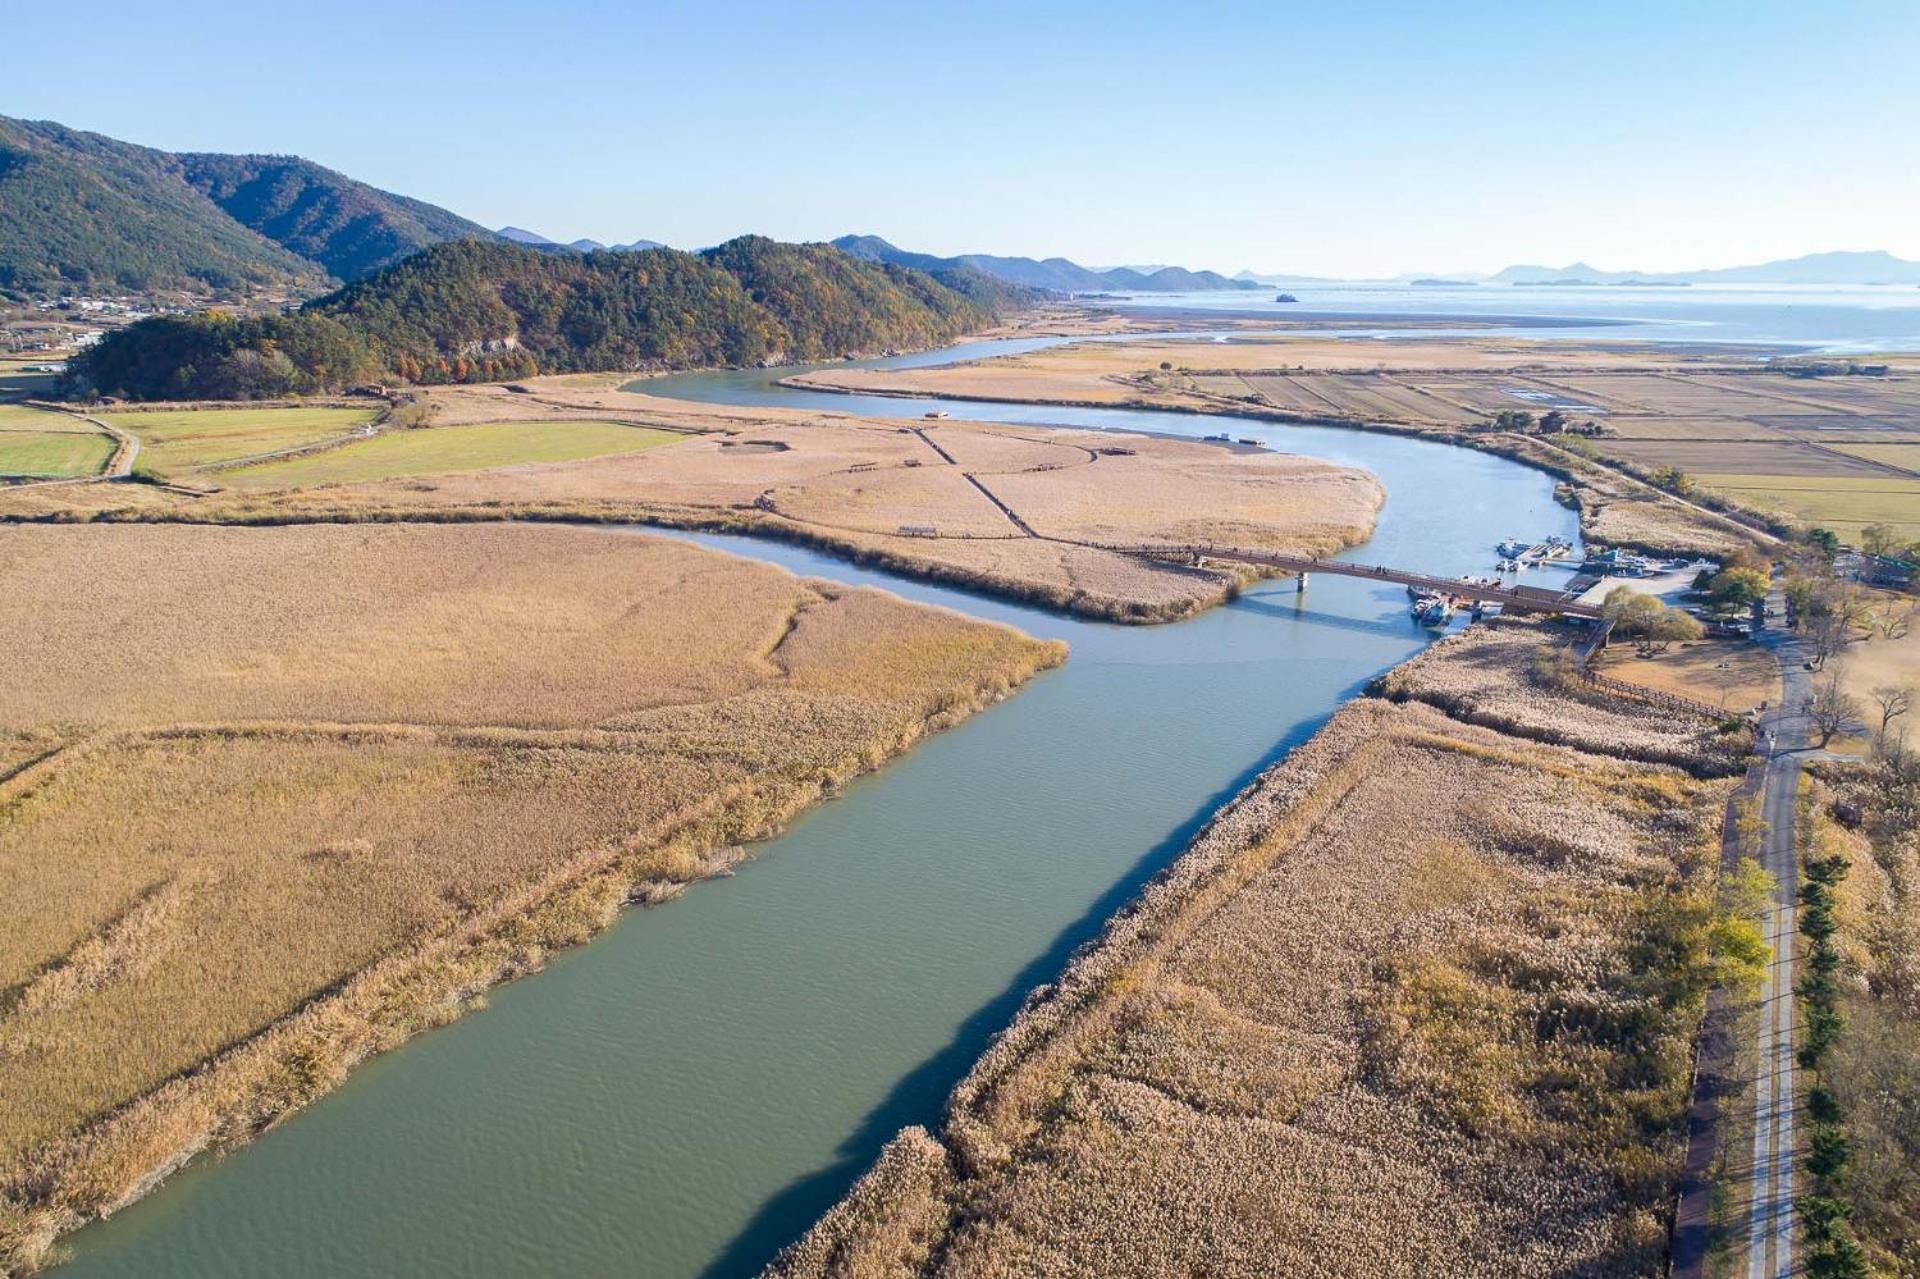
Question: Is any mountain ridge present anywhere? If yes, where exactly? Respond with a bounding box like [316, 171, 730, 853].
[0, 115, 501, 297]
[832, 235, 1256, 293]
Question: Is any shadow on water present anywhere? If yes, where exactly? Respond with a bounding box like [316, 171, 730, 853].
[1231, 595, 1430, 641]
[697, 682, 1364, 1279]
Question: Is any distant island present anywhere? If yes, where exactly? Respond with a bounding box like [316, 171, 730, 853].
[1410, 278, 1477, 287]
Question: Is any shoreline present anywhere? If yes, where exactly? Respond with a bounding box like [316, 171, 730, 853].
[0, 532, 1066, 1277]
[770, 616, 1749, 1277]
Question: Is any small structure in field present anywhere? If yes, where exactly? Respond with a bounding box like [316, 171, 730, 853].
[897, 524, 938, 537]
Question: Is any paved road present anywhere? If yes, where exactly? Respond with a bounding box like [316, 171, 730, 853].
[1745, 624, 1812, 1279]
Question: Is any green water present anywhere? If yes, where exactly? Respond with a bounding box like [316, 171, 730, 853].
[57, 357, 1579, 1278]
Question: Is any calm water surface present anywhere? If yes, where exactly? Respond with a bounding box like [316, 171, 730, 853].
[1104, 281, 1920, 350]
[49, 326, 1654, 1278]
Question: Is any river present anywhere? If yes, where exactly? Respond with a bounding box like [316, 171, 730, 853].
[58, 342, 1579, 1277]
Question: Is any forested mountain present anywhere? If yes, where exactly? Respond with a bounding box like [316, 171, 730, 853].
[176, 152, 499, 282]
[0, 117, 326, 296]
[0, 115, 498, 296]
[68, 237, 1025, 400]
[831, 234, 1257, 293]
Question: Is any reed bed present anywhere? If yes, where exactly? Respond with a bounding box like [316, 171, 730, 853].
[1375, 619, 1750, 773]
[0, 523, 1063, 1274]
[772, 619, 1739, 1279]
[0, 408, 1382, 625]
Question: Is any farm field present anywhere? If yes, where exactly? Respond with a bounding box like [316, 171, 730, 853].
[97, 406, 378, 476]
[1692, 473, 1920, 539]
[0, 522, 1063, 1274]
[774, 619, 1742, 1279]
[787, 337, 1920, 548]
[0, 428, 112, 477]
[216, 418, 681, 487]
[1830, 442, 1920, 472]
[0, 403, 89, 431]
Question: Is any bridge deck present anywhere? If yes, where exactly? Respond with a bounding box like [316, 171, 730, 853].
[1093, 542, 1606, 619]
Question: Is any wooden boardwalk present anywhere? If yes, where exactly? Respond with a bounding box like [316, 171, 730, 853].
[1091, 542, 1608, 619]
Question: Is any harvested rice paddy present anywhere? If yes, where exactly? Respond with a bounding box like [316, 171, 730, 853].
[1693, 473, 1920, 538]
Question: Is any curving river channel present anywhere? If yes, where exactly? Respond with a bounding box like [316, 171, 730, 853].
[58, 337, 1580, 1277]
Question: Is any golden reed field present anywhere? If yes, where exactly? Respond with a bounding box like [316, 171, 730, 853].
[0, 380, 1384, 624]
[771, 620, 1746, 1279]
[0, 522, 1063, 1272]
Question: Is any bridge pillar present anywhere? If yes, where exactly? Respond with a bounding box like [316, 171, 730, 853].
[1296, 571, 1308, 593]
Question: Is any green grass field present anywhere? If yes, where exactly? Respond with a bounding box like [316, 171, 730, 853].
[1697, 472, 1920, 538]
[0, 430, 114, 478]
[0, 403, 104, 432]
[98, 407, 378, 477]
[218, 420, 682, 488]
[1830, 442, 1920, 473]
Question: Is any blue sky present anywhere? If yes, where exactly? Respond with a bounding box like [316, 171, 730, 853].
[9, 0, 1917, 276]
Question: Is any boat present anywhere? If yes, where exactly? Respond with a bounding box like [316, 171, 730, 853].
[1410, 594, 1455, 627]
[1236, 437, 1260, 446]
[1274, 292, 1298, 303]
[1496, 537, 1528, 558]
[1203, 432, 1232, 442]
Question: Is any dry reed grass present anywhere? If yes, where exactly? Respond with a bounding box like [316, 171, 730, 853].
[1376, 619, 1751, 773]
[770, 618, 1739, 1279]
[0, 522, 1063, 1273]
[0, 402, 1383, 625]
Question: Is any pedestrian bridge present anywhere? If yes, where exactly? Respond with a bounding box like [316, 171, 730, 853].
[1091, 541, 1607, 619]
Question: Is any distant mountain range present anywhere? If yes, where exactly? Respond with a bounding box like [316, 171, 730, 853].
[0, 115, 503, 296]
[1240, 252, 1920, 287]
[1486, 251, 1920, 286]
[832, 235, 1256, 293]
[1234, 250, 1920, 287]
[1232, 269, 1345, 286]
[496, 226, 665, 254]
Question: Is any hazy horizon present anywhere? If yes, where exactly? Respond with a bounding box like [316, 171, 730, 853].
[10, 0, 1917, 278]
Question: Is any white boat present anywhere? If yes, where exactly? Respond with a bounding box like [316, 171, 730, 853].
[1410, 594, 1455, 627]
